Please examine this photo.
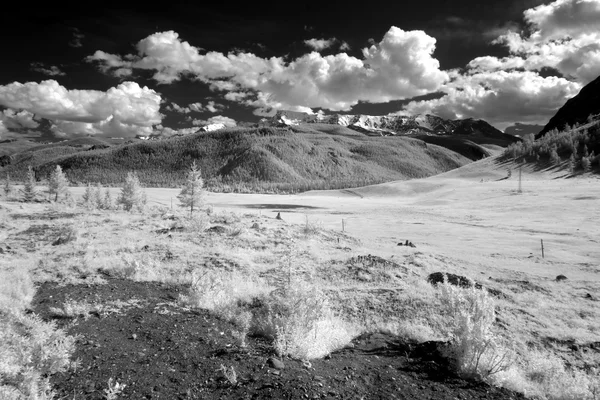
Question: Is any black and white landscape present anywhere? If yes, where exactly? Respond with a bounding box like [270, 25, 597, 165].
[1, 1, 599, 399]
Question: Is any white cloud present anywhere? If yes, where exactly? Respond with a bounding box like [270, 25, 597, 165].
[304, 38, 337, 51]
[85, 51, 133, 78]
[339, 41, 351, 51]
[192, 115, 237, 127]
[167, 102, 191, 113]
[523, 0, 600, 41]
[188, 102, 203, 112]
[473, 0, 600, 84]
[166, 101, 224, 113]
[154, 126, 199, 137]
[205, 101, 225, 113]
[400, 0, 598, 128]
[30, 63, 66, 76]
[403, 70, 581, 129]
[0, 109, 39, 129]
[86, 27, 448, 112]
[0, 80, 162, 138]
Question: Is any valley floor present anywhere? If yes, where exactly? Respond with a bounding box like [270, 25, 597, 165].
[1, 156, 599, 399]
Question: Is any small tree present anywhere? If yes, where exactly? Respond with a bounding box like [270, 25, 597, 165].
[103, 188, 113, 210]
[582, 156, 592, 172]
[549, 147, 560, 165]
[118, 172, 146, 212]
[93, 183, 104, 209]
[21, 166, 38, 202]
[569, 153, 578, 173]
[82, 183, 95, 209]
[178, 161, 204, 214]
[48, 165, 70, 202]
[3, 173, 12, 198]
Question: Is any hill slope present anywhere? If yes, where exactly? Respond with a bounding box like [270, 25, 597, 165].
[2, 127, 470, 193]
[539, 74, 600, 137]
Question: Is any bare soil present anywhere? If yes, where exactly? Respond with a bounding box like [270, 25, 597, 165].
[32, 278, 525, 400]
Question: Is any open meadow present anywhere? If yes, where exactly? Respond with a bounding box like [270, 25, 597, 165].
[1, 155, 599, 399]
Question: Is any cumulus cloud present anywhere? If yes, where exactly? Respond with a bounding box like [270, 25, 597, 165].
[30, 63, 66, 76]
[0, 109, 39, 129]
[400, 0, 598, 128]
[0, 80, 162, 138]
[304, 38, 337, 51]
[86, 27, 448, 112]
[192, 115, 237, 127]
[471, 0, 600, 84]
[154, 125, 199, 137]
[403, 70, 581, 129]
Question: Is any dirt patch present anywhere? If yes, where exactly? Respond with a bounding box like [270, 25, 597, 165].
[32, 278, 525, 400]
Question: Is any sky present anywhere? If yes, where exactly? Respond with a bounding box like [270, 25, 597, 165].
[0, 0, 599, 140]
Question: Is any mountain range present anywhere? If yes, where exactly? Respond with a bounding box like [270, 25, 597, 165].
[265, 110, 519, 142]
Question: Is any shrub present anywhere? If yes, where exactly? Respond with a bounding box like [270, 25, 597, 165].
[437, 279, 512, 380]
[267, 282, 356, 360]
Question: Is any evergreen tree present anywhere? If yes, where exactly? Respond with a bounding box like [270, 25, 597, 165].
[582, 156, 592, 172]
[48, 165, 70, 202]
[569, 153, 578, 173]
[118, 172, 146, 212]
[3, 173, 12, 198]
[549, 146, 560, 165]
[103, 188, 113, 210]
[177, 161, 204, 214]
[94, 183, 104, 209]
[21, 166, 38, 202]
[82, 183, 95, 208]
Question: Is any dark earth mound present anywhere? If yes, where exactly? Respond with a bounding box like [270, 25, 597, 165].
[31, 278, 525, 399]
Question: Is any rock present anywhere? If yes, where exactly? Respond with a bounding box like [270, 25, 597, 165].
[555, 274, 568, 282]
[206, 225, 227, 234]
[267, 357, 285, 370]
[427, 272, 506, 298]
[275, 212, 282, 220]
[251, 222, 260, 229]
[427, 272, 474, 289]
[585, 293, 596, 300]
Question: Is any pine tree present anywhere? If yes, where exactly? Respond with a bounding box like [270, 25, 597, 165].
[3, 173, 12, 198]
[549, 146, 560, 165]
[177, 161, 204, 214]
[118, 172, 146, 212]
[582, 156, 592, 172]
[103, 188, 113, 210]
[21, 166, 38, 202]
[48, 165, 70, 202]
[569, 153, 578, 173]
[94, 183, 104, 209]
[82, 183, 95, 208]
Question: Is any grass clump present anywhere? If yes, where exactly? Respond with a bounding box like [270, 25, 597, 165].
[0, 268, 75, 399]
[180, 270, 357, 360]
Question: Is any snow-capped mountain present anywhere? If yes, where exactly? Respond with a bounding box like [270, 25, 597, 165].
[263, 110, 511, 139]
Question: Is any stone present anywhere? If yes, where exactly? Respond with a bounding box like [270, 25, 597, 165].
[267, 357, 285, 370]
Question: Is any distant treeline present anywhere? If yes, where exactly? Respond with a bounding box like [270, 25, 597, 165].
[503, 119, 600, 172]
